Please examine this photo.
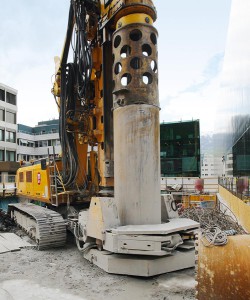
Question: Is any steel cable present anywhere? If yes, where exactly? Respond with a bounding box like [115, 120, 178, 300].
[180, 206, 246, 247]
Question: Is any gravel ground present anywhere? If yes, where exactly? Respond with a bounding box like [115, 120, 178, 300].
[0, 234, 196, 300]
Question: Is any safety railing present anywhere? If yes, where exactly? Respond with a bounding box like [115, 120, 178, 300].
[219, 176, 250, 204]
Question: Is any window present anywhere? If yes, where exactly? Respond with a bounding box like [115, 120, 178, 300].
[0, 129, 4, 141]
[27, 141, 35, 148]
[0, 150, 4, 161]
[19, 139, 27, 146]
[38, 140, 48, 147]
[6, 111, 16, 124]
[48, 139, 58, 146]
[19, 172, 24, 182]
[26, 171, 32, 182]
[6, 131, 16, 143]
[6, 151, 16, 161]
[160, 151, 166, 158]
[0, 89, 5, 102]
[104, 0, 112, 7]
[6, 92, 16, 105]
[0, 108, 4, 121]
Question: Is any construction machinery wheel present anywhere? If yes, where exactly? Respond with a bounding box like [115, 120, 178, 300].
[8, 203, 66, 250]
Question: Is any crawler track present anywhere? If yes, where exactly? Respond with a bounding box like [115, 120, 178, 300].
[8, 203, 66, 250]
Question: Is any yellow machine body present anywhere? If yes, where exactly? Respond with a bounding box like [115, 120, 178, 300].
[17, 163, 51, 203]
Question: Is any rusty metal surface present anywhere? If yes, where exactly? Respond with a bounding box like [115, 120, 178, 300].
[113, 23, 159, 109]
[196, 234, 250, 300]
[100, 0, 157, 26]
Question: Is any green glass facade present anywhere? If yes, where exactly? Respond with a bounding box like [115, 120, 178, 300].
[160, 120, 200, 177]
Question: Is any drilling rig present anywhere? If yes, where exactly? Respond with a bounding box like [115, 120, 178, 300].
[9, 0, 199, 276]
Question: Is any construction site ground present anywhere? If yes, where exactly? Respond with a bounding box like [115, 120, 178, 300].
[0, 233, 196, 300]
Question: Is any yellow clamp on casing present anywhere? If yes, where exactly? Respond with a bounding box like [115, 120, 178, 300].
[116, 13, 153, 29]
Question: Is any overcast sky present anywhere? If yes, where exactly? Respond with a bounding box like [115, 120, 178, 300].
[0, 0, 232, 134]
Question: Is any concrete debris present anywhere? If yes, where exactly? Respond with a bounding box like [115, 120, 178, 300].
[0, 233, 33, 254]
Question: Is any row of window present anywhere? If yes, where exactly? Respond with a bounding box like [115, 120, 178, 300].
[0, 108, 16, 124]
[18, 139, 60, 147]
[19, 171, 32, 183]
[18, 129, 58, 135]
[0, 129, 16, 143]
[18, 154, 48, 161]
[0, 150, 16, 162]
[0, 89, 17, 105]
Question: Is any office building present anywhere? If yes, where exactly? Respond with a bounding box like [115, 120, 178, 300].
[0, 83, 19, 181]
[201, 154, 223, 178]
[160, 120, 200, 177]
[17, 119, 61, 162]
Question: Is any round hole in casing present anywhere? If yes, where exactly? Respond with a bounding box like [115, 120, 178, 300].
[120, 45, 131, 58]
[121, 73, 132, 86]
[114, 35, 121, 48]
[130, 29, 142, 41]
[142, 72, 153, 85]
[114, 62, 122, 74]
[130, 57, 142, 69]
[150, 33, 157, 45]
[142, 44, 152, 56]
[151, 60, 158, 73]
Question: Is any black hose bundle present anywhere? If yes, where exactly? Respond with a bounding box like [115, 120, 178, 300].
[59, 0, 97, 188]
[60, 63, 79, 187]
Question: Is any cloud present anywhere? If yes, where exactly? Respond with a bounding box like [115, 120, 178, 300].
[160, 53, 224, 134]
[221, 0, 250, 88]
[0, 1, 68, 126]
[215, 0, 250, 135]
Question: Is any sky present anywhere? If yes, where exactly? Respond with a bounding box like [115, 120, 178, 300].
[0, 0, 232, 134]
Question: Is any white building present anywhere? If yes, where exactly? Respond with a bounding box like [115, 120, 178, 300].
[0, 83, 19, 182]
[201, 154, 223, 178]
[0, 83, 18, 161]
[17, 120, 61, 162]
[223, 153, 233, 177]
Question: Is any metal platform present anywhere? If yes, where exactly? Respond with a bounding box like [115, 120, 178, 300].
[111, 218, 199, 235]
[83, 248, 195, 277]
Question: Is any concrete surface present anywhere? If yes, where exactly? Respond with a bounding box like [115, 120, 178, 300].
[0, 234, 196, 300]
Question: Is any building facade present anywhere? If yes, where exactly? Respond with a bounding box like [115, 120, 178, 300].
[215, 0, 250, 177]
[17, 120, 61, 162]
[160, 120, 200, 177]
[201, 154, 223, 178]
[0, 83, 19, 181]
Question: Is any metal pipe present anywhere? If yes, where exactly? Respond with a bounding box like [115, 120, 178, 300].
[112, 6, 161, 225]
